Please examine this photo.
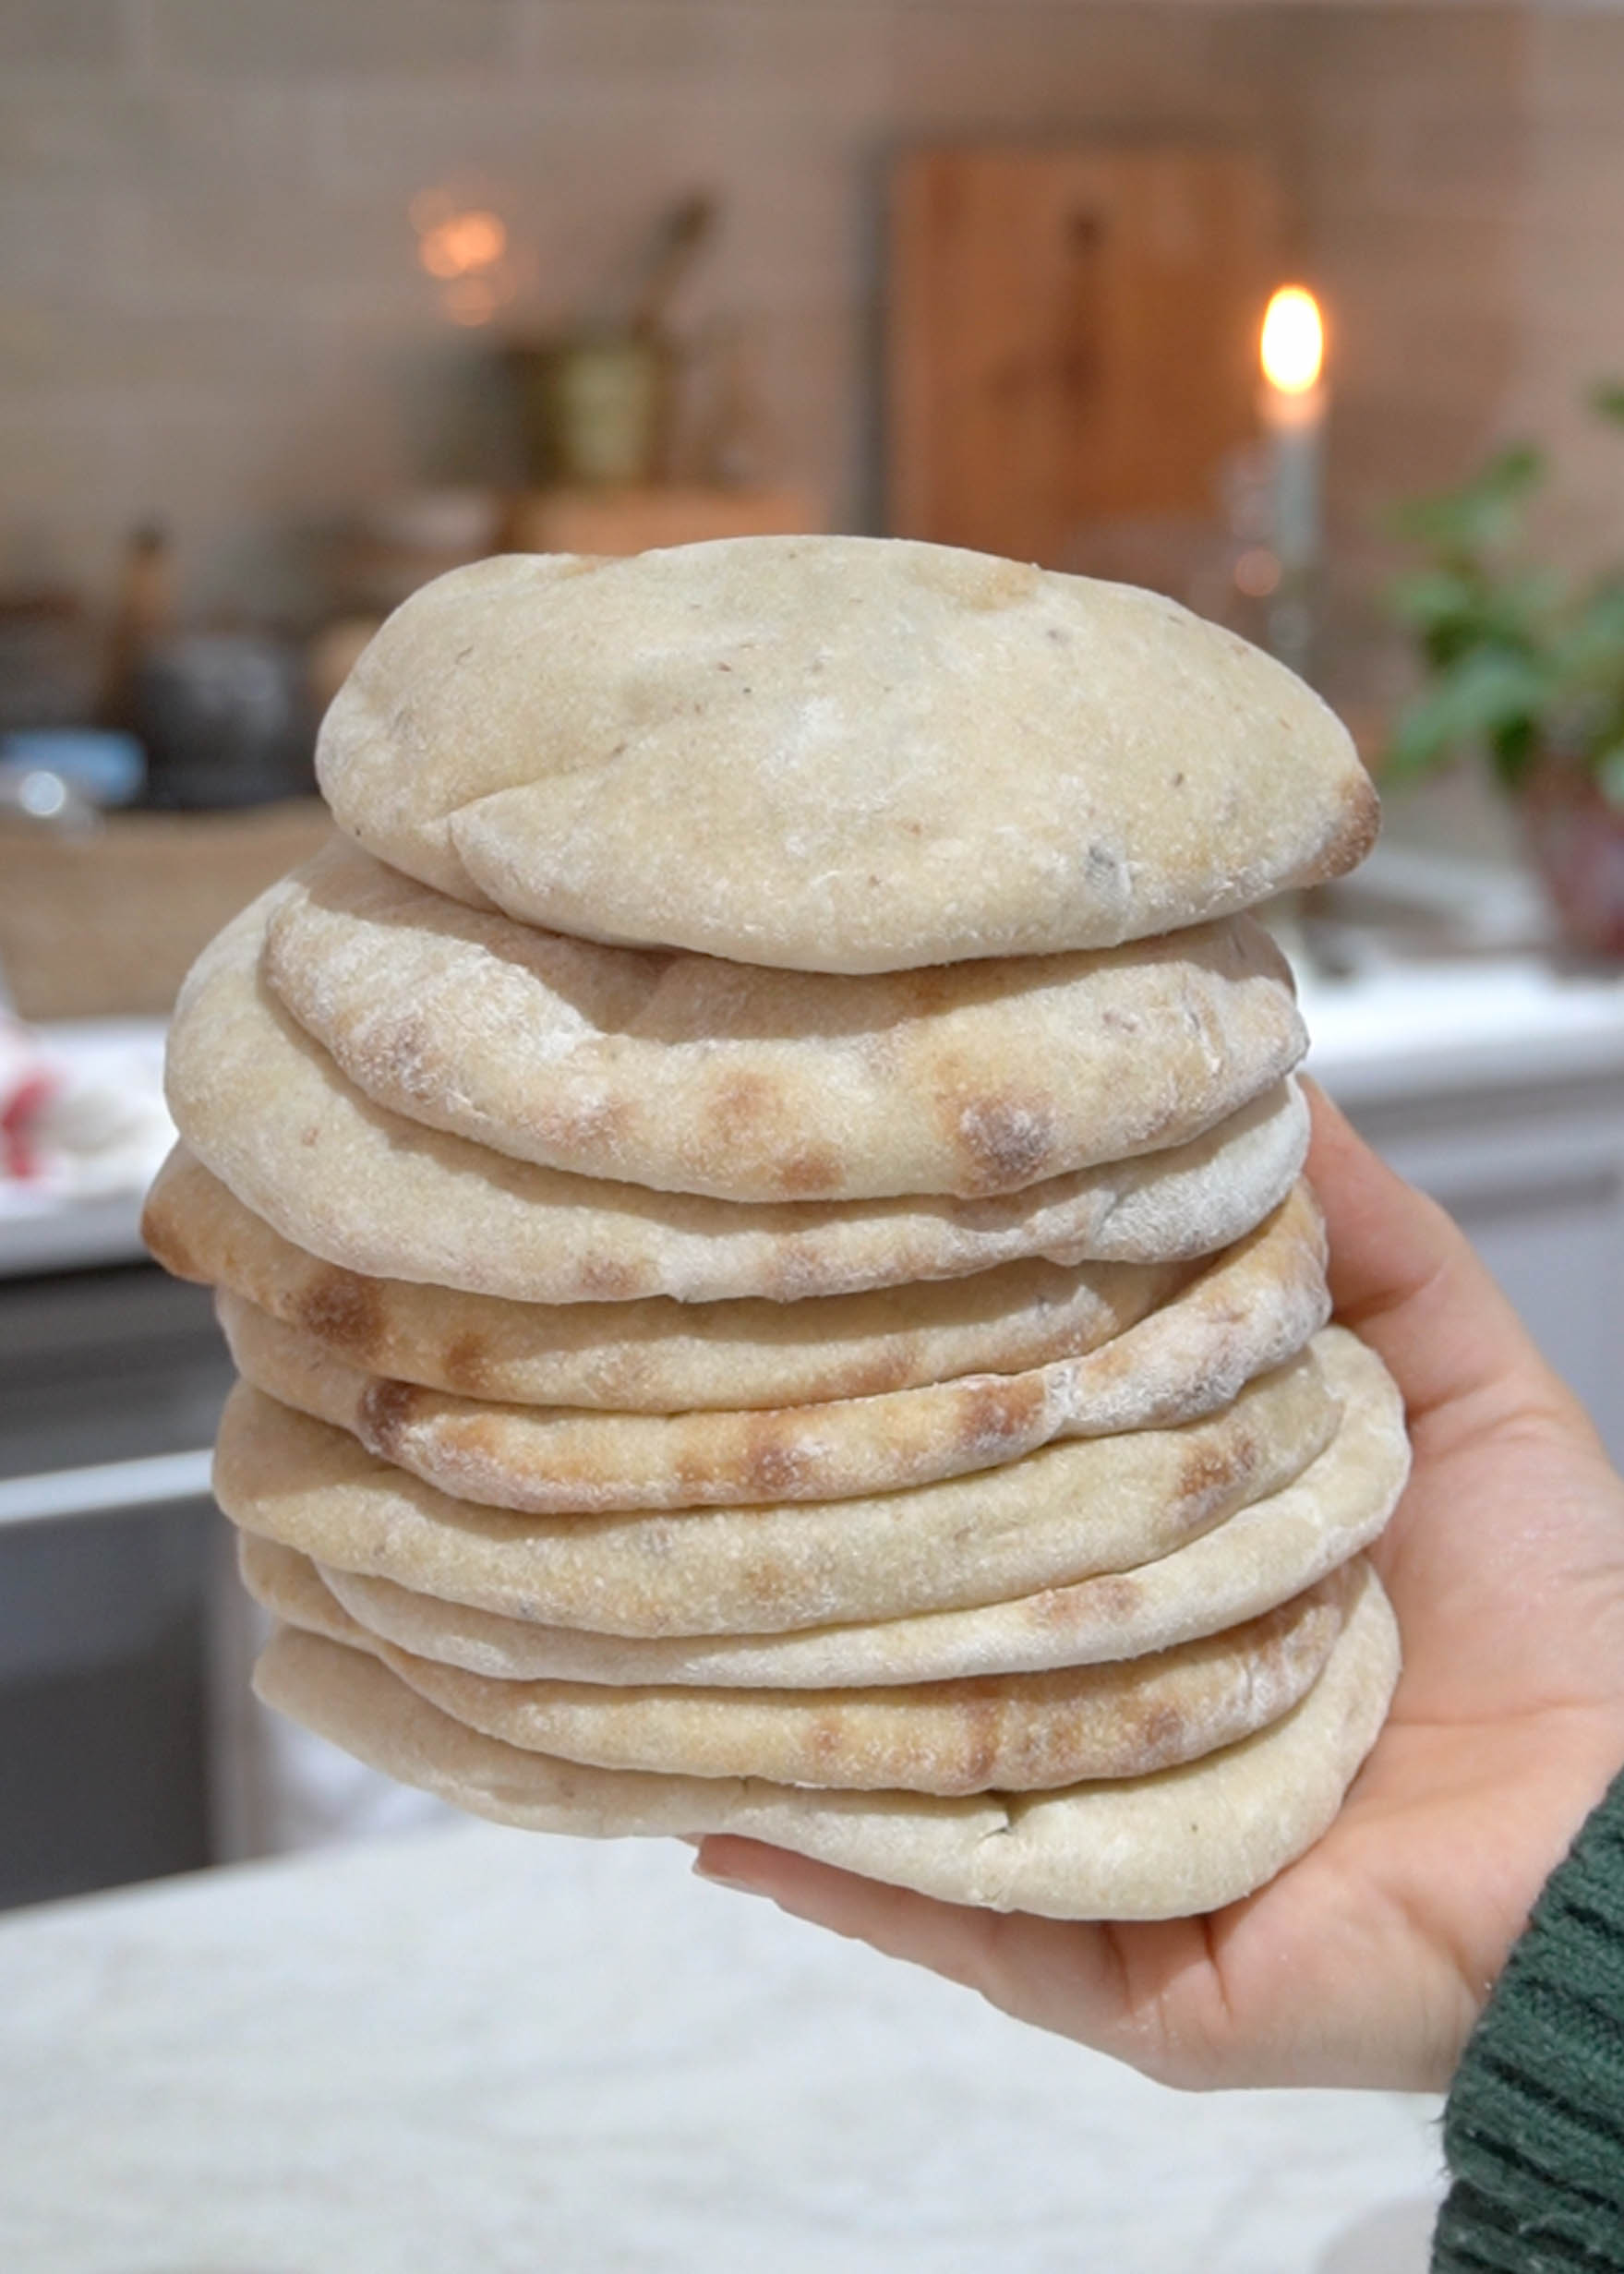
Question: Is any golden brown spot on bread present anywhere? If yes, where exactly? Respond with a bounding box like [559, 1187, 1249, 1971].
[575, 1255, 645, 1301]
[735, 1550, 795, 1621]
[824, 1348, 920, 1402]
[1176, 1431, 1251, 1511]
[356, 1374, 422, 1458]
[1305, 770, 1381, 883]
[1088, 1573, 1143, 1622]
[956, 1097, 1058, 1193]
[1030, 1570, 1140, 1633]
[440, 1330, 494, 1394]
[1341, 770, 1383, 869]
[295, 1267, 387, 1364]
[776, 1145, 846, 1198]
[951, 1690, 1006, 1788]
[711, 1069, 776, 1144]
[740, 1420, 812, 1501]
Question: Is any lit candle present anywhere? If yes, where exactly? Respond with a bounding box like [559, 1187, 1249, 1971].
[1258, 284, 1327, 680]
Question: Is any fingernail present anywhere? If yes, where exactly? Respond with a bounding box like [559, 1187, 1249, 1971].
[691, 1856, 763, 1895]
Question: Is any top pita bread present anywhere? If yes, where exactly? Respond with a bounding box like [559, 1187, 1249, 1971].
[316, 540, 1376, 973]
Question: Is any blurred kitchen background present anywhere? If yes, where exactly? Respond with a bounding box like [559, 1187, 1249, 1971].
[3, 0, 1623, 1913]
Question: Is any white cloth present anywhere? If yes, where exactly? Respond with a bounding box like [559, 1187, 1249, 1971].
[0, 1017, 174, 1210]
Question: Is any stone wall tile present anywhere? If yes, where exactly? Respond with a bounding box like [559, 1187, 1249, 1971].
[147, 0, 511, 78]
[0, 0, 127, 71]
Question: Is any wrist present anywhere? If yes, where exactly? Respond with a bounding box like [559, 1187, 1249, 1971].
[1437, 1753, 1624, 2266]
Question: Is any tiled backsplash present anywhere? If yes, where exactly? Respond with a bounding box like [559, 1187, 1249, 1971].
[3, 0, 1622, 647]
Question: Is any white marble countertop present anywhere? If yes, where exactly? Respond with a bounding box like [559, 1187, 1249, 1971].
[1299, 944, 1624, 1105]
[1293, 845, 1624, 1102]
[1, 1819, 1444, 2273]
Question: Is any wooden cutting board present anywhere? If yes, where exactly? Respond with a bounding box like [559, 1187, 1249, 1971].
[888, 147, 1281, 568]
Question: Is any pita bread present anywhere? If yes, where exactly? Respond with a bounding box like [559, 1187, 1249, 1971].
[262, 841, 1305, 1203]
[145, 1149, 1204, 1412]
[316, 540, 1376, 973]
[251, 1558, 1400, 1918]
[217, 1343, 1336, 1637]
[216, 1183, 1329, 1513]
[225, 1329, 1404, 1676]
[165, 894, 1312, 1302]
[245, 1535, 1349, 1795]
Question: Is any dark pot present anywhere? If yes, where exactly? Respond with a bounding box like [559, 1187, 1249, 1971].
[134, 633, 315, 811]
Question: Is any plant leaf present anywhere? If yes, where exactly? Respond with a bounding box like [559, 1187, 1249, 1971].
[1388, 565, 1560, 658]
[1597, 745, 1624, 809]
[1381, 648, 1552, 785]
[1386, 444, 1545, 559]
[1557, 579, 1624, 687]
[1591, 379, 1624, 427]
[1386, 568, 1483, 630]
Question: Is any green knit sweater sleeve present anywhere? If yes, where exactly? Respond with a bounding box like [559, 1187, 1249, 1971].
[1433, 1766, 1624, 2271]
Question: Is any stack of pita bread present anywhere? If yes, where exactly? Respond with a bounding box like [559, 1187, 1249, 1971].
[145, 537, 1407, 1921]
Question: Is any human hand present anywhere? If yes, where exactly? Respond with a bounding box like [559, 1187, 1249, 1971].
[694, 1084, 1624, 2091]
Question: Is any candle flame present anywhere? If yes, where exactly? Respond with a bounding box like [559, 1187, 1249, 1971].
[1260, 286, 1324, 394]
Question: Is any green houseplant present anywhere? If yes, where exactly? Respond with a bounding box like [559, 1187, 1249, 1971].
[1384, 384, 1624, 952]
